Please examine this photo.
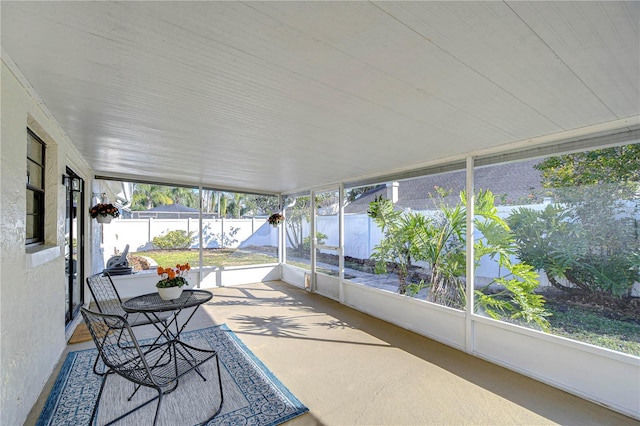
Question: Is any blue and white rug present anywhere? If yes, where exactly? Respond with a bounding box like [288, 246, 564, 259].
[37, 324, 308, 425]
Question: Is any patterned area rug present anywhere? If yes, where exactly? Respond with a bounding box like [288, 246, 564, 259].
[37, 324, 308, 425]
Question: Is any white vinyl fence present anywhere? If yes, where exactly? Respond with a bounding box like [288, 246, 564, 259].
[101, 202, 639, 294]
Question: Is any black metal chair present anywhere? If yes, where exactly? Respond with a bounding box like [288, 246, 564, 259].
[81, 308, 224, 426]
[86, 272, 173, 327]
[86, 272, 172, 374]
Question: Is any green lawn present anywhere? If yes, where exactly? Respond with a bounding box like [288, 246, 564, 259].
[132, 248, 277, 268]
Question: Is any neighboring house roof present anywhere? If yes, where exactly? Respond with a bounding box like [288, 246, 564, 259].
[144, 203, 198, 212]
[131, 203, 202, 219]
[345, 159, 544, 213]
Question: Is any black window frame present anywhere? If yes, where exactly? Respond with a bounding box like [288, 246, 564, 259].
[26, 128, 46, 246]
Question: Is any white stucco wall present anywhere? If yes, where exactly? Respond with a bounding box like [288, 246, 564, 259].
[0, 60, 93, 425]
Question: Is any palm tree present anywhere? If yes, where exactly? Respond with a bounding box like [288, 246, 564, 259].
[131, 184, 174, 210]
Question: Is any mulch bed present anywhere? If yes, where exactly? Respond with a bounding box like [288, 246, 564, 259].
[127, 254, 151, 271]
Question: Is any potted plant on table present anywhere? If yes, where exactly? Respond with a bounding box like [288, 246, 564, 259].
[156, 263, 191, 300]
[89, 203, 120, 224]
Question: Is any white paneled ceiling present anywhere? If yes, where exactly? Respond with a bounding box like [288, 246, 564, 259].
[2, 1, 639, 194]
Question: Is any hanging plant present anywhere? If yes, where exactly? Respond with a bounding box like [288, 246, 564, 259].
[267, 213, 284, 227]
[89, 203, 120, 219]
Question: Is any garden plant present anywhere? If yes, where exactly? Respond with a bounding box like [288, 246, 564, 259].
[368, 190, 550, 330]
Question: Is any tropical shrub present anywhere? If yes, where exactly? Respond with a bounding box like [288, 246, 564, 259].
[368, 196, 431, 295]
[519, 146, 640, 298]
[368, 190, 550, 330]
[508, 201, 640, 298]
[152, 230, 194, 249]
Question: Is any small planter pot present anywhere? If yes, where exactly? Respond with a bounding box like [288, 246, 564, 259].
[96, 215, 113, 224]
[157, 286, 183, 300]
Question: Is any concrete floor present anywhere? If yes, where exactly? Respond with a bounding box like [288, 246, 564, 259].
[28, 281, 638, 425]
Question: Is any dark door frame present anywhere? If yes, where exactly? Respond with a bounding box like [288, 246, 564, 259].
[64, 168, 85, 325]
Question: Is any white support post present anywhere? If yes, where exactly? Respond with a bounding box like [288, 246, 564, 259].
[198, 186, 203, 288]
[339, 183, 345, 303]
[465, 156, 475, 353]
[279, 195, 284, 265]
[310, 190, 317, 292]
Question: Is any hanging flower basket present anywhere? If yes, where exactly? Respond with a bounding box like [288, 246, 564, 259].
[267, 213, 284, 227]
[96, 215, 112, 224]
[89, 203, 120, 222]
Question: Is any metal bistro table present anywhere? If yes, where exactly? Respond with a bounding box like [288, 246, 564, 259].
[122, 289, 214, 388]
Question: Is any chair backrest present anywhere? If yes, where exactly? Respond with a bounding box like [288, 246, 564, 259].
[80, 308, 154, 386]
[86, 272, 126, 316]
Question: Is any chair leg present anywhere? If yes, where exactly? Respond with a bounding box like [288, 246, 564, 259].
[215, 354, 224, 416]
[201, 354, 225, 423]
[93, 353, 106, 376]
[152, 390, 163, 426]
[90, 371, 109, 425]
[128, 383, 143, 401]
